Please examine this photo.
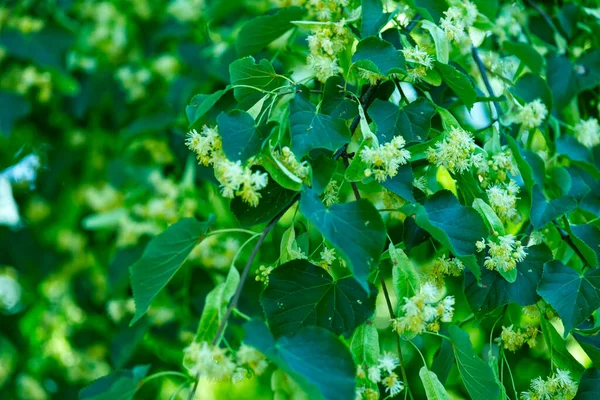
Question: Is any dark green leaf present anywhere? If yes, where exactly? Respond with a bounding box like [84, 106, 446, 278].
[361, 0, 390, 37]
[231, 179, 297, 227]
[290, 90, 351, 157]
[435, 62, 477, 109]
[79, 365, 150, 400]
[261, 260, 377, 337]
[574, 333, 600, 368]
[570, 224, 600, 267]
[512, 73, 553, 112]
[547, 51, 600, 109]
[0, 91, 30, 136]
[229, 57, 286, 108]
[503, 42, 545, 75]
[381, 164, 415, 202]
[575, 368, 600, 399]
[245, 320, 356, 400]
[412, 190, 487, 256]
[217, 109, 268, 162]
[321, 76, 358, 119]
[237, 7, 307, 56]
[300, 188, 386, 291]
[530, 185, 577, 229]
[465, 244, 553, 314]
[110, 319, 150, 369]
[352, 36, 405, 75]
[448, 326, 500, 400]
[369, 98, 434, 144]
[537, 261, 600, 336]
[130, 217, 214, 325]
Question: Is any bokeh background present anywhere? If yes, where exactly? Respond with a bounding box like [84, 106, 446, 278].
[0, 0, 595, 399]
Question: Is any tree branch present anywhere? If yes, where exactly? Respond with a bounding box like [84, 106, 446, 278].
[471, 46, 502, 118]
[552, 218, 589, 268]
[187, 196, 299, 400]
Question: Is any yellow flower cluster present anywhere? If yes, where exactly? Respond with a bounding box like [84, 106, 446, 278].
[356, 352, 404, 399]
[391, 282, 455, 336]
[427, 126, 476, 174]
[486, 180, 520, 224]
[361, 136, 411, 182]
[183, 342, 267, 383]
[307, 20, 350, 82]
[478, 234, 527, 273]
[322, 179, 340, 206]
[429, 255, 465, 287]
[500, 324, 538, 352]
[495, 3, 527, 41]
[0, 8, 44, 34]
[439, 1, 478, 42]
[186, 126, 268, 206]
[274, 146, 310, 180]
[116, 66, 152, 102]
[402, 45, 434, 83]
[7, 65, 53, 103]
[521, 369, 577, 400]
[79, 2, 128, 59]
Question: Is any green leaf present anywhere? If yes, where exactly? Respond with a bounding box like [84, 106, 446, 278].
[290, 90, 351, 157]
[538, 261, 600, 336]
[186, 89, 228, 128]
[369, 98, 434, 144]
[472, 198, 505, 236]
[465, 244, 553, 314]
[506, 136, 545, 192]
[129, 217, 214, 325]
[79, 365, 150, 400]
[540, 317, 585, 378]
[261, 260, 377, 337]
[0, 91, 30, 135]
[530, 185, 577, 229]
[420, 20, 449, 64]
[349, 323, 380, 367]
[245, 320, 356, 400]
[361, 0, 390, 37]
[321, 76, 358, 120]
[547, 51, 600, 109]
[229, 57, 286, 108]
[236, 7, 306, 56]
[217, 109, 269, 162]
[194, 266, 240, 342]
[412, 190, 488, 256]
[419, 367, 452, 400]
[381, 164, 415, 202]
[261, 143, 304, 191]
[570, 224, 600, 267]
[503, 41, 545, 75]
[435, 61, 477, 109]
[231, 178, 297, 227]
[573, 333, 600, 368]
[448, 325, 500, 400]
[110, 319, 150, 369]
[512, 73, 553, 112]
[352, 36, 406, 75]
[575, 368, 600, 399]
[299, 188, 386, 291]
[390, 244, 420, 304]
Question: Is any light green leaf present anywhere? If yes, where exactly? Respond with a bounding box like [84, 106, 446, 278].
[448, 325, 500, 400]
[537, 260, 600, 336]
[472, 198, 505, 236]
[300, 188, 386, 291]
[419, 367, 452, 400]
[245, 321, 356, 400]
[421, 20, 449, 64]
[130, 217, 214, 325]
[349, 323, 380, 367]
[390, 244, 420, 304]
[539, 317, 585, 378]
[236, 7, 306, 56]
[229, 57, 286, 108]
[194, 266, 240, 342]
[261, 260, 377, 337]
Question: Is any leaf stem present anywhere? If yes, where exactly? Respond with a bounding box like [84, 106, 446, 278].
[206, 228, 259, 237]
[187, 195, 299, 400]
[139, 371, 190, 390]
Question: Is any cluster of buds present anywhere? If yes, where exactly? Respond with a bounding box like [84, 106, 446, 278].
[255, 265, 274, 285]
[521, 369, 577, 400]
[477, 234, 527, 273]
[391, 282, 455, 336]
[361, 136, 411, 182]
[183, 342, 267, 383]
[427, 126, 476, 174]
[486, 180, 521, 224]
[499, 324, 538, 352]
[186, 126, 268, 206]
[472, 147, 519, 188]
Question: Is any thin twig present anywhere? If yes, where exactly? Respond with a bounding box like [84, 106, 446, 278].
[471, 46, 502, 118]
[187, 196, 299, 400]
[552, 218, 589, 268]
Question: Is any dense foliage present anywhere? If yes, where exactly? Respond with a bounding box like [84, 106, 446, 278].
[3, 0, 600, 399]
